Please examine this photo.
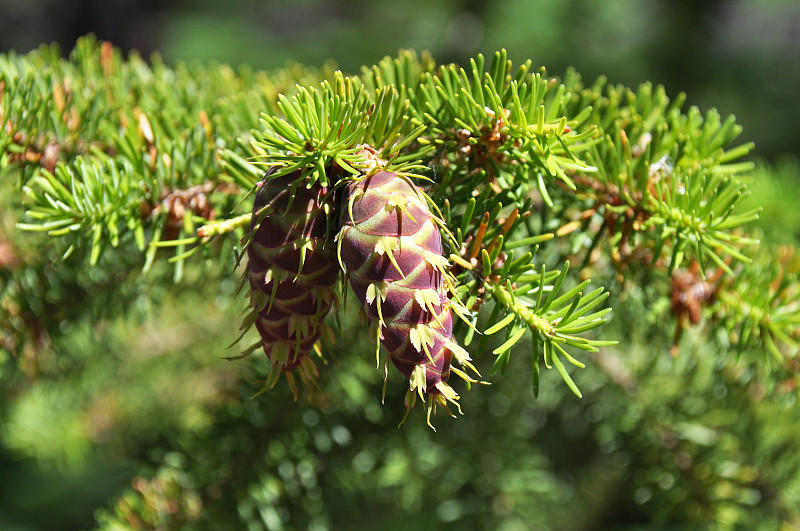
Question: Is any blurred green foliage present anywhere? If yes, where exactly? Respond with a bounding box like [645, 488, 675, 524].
[1, 2, 800, 530]
[2, 0, 799, 160]
[163, 0, 800, 159]
[742, 158, 800, 245]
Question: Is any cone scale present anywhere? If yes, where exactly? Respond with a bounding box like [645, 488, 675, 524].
[337, 168, 478, 426]
[247, 170, 338, 397]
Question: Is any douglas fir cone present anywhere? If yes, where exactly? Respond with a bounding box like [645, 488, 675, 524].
[337, 161, 479, 426]
[247, 170, 338, 397]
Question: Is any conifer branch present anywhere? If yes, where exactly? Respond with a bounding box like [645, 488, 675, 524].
[557, 76, 759, 275]
[712, 244, 800, 365]
[481, 262, 614, 397]
[4, 38, 797, 404]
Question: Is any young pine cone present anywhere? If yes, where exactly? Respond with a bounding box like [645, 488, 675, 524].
[337, 168, 478, 426]
[247, 170, 338, 397]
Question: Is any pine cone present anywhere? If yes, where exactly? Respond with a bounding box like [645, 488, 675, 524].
[247, 170, 338, 397]
[337, 168, 477, 426]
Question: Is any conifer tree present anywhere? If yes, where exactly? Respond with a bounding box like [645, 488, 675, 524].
[2, 37, 799, 529]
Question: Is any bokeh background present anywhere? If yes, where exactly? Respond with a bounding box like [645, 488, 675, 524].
[2, 0, 799, 160]
[2, 1, 800, 530]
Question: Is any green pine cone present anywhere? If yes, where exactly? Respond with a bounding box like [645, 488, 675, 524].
[247, 170, 338, 397]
